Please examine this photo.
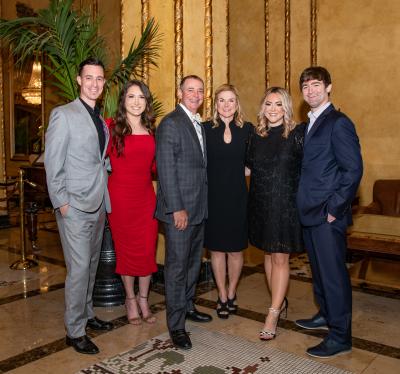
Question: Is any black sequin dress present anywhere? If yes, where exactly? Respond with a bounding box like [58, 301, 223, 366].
[246, 123, 305, 253]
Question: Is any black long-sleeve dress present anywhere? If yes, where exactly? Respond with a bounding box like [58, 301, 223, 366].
[204, 120, 253, 251]
[246, 123, 305, 253]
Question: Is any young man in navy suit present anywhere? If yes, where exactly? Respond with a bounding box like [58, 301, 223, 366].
[295, 66, 363, 358]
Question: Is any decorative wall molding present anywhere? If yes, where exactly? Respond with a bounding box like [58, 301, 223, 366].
[264, 0, 270, 88]
[92, 0, 98, 20]
[284, 0, 290, 91]
[141, 0, 150, 84]
[310, 0, 317, 66]
[226, 0, 230, 83]
[174, 0, 183, 103]
[204, 0, 213, 118]
[120, 0, 125, 57]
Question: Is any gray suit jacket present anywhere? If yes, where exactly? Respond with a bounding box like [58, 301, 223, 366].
[155, 105, 207, 225]
[45, 98, 111, 213]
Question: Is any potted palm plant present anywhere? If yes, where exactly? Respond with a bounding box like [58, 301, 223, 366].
[0, 0, 162, 117]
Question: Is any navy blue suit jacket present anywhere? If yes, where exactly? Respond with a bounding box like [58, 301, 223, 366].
[297, 104, 363, 227]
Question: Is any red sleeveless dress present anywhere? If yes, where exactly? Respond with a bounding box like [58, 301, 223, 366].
[107, 120, 158, 276]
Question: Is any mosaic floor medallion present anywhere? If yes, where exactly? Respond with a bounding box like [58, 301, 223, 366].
[78, 325, 352, 374]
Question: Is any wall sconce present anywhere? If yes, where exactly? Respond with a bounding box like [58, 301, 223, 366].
[22, 61, 42, 105]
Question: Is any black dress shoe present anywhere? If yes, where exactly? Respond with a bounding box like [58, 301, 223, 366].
[186, 309, 212, 322]
[66, 335, 99, 354]
[295, 313, 328, 330]
[86, 317, 113, 331]
[307, 337, 352, 358]
[170, 329, 192, 350]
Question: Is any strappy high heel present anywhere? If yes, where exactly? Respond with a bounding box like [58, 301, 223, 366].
[138, 294, 156, 324]
[259, 307, 281, 341]
[125, 296, 142, 325]
[216, 298, 229, 319]
[227, 294, 238, 314]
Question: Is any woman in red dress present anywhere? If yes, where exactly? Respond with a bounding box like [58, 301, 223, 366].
[107, 80, 158, 325]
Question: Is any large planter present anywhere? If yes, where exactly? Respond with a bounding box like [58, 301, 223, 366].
[93, 217, 125, 307]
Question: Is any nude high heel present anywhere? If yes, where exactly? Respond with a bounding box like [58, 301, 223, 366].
[125, 296, 142, 325]
[138, 294, 156, 324]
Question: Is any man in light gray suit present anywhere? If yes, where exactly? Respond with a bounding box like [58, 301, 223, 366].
[45, 57, 112, 355]
[156, 75, 212, 350]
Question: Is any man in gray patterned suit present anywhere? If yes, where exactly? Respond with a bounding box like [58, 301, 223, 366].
[156, 75, 212, 350]
[45, 58, 113, 355]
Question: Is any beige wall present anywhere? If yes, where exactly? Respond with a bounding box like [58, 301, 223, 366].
[229, 0, 400, 204]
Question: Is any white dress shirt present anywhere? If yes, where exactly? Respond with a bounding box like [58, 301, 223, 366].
[179, 103, 204, 156]
[307, 101, 331, 133]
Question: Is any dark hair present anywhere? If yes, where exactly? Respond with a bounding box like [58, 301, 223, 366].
[179, 75, 204, 89]
[112, 80, 156, 157]
[78, 57, 105, 76]
[299, 66, 331, 90]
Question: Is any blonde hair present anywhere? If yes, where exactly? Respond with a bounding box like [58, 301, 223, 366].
[211, 84, 244, 128]
[255, 87, 296, 138]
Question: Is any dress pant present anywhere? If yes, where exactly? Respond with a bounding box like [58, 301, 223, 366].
[164, 221, 205, 332]
[56, 203, 106, 338]
[303, 217, 352, 344]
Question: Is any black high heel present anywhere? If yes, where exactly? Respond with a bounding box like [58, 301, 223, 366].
[280, 297, 288, 319]
[216, 298, 229, 319]
[227, 294, 238, 314]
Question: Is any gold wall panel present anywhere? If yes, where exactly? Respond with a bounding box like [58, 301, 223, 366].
[290, 0, 311, 119]
[120, 0, 141, 58]
[212, 0, 229, 89]
[317, 0, 400, 203]
[183, 0, 205, 94]
[229, 0, 265, 124]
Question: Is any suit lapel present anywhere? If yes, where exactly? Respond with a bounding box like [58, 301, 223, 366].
[100, 114, 109, 160]
[305, 104, 335, 145]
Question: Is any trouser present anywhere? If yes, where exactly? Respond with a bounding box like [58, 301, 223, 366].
[164, 221, 205, 332]
[303, 217, 352, 344]
[56, 203, 106, 338]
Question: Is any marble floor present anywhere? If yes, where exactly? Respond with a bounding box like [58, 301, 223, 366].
[0, 222, 399, 373]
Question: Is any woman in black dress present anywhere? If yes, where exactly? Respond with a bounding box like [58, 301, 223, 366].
[247, 87, 304, 339]
[204, 84, 252, 319]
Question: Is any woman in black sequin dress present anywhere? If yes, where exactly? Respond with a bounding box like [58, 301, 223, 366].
[246, 87, 305, 340]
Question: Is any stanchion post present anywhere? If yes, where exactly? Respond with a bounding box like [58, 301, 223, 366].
[10, 168, 38, 270]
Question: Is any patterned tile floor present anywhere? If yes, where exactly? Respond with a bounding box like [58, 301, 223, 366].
[0, 224, 399, 373]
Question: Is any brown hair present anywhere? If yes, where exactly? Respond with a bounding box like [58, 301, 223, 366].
[112, 80, 155, 157]
[299, 66, 332, 90]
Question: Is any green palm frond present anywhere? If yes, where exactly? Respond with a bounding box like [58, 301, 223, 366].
[103, 18, 162, 117]
[0, 0, 162, 117]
